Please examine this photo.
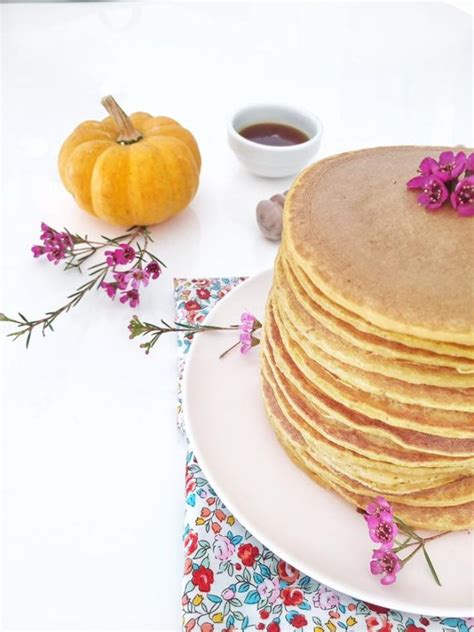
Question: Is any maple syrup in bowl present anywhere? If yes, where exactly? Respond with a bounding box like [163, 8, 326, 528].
[228, 104, 323, 178]
[239, 122, 310, 147]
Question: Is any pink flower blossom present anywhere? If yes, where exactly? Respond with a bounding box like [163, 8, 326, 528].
[31, 245, 45, 258]
[113, 271, 131, 290]
[366, 496, 393, 520]
[239, 311, 257, 354]
[212, 534, 235, 562]
[406, 174, 448, 210]
[101, 281, 118, 299]
[370, 548, 401, 586]
[312, 586, 340, 610]
[431, 151, 466, 182]
[240, 311, 256, 331]
[45, 244, 67, 264]
[145, 261, 162, 279]
[365, 497, 397, 547]
[450, 176, 474, 216]
[418, 156, 438, 176]
[239, 331, 253, 354]
[33, 223, 74, 264]
[40, 222, 56, 243]
[119, 289, 140, 308]
[105, 244, 136, 267]
[129, 269, 150, 289]
[466, 153, 474, 175]
[367, 514, 398, 548]
[221, 586, 236, 600]
[256, 577, 280, 604]
[414, 152, 466, 182]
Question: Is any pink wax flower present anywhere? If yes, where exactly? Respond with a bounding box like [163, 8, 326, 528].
[105, 243, 136, 267]
[120, 289, 140, 308]
[240, 311, 256, 330]
[418, 156, 438, 176]
[113, 271, 131, 290]
[407, 174, 448, 210]
[239, 331, 253, 354]
[45, 244, 67, 264]
[239, 311, 257, 354]
[431, 151, 466, 182]
[450, 176, 474, 216]
[466, 153, 474, 175]
[40, 222, 57, 243]
[370, 548, 401, 586]
[367, 514, 398, 548]
[366, 496, 393, 520]
[129, 269, 150, 289]
[101, 281, 118, 299]
[31, 245, 45, 258]
[32, 223, 74, 264]
[145, 261, 162, 279]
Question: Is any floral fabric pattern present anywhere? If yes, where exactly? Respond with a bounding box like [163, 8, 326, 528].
[175, 278, 472, 632]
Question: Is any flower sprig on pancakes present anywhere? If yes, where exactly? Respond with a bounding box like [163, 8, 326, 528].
[358, 496, 454, 586]
[407, 151, 474, 215]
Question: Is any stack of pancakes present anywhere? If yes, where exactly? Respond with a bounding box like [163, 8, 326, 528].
[261, 146, 474, 531]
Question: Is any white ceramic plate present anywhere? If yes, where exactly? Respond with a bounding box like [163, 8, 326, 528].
[183, 269, 474, 618]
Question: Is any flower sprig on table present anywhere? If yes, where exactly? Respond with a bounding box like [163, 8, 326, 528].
[407, 150, 474, 215]
[359, 496, 451, 586]
[0, 223, 165, 347]
[129, 311, 262, 357]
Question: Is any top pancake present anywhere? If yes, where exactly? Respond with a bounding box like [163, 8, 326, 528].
[284, 146, 474, 345]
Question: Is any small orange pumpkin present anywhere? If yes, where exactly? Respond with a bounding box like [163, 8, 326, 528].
[58, 96, 201, 226]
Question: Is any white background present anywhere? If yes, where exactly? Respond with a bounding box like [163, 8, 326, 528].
[1, 2, 472, 630]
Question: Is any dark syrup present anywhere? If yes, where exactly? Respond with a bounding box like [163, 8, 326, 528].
[239, 122, 309, 147]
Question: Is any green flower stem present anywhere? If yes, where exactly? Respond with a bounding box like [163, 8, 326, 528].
[400, 542, 423, 566]
[129, 316, 241, 355]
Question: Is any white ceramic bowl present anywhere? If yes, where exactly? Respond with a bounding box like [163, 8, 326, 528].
[227, 103, 323, 178]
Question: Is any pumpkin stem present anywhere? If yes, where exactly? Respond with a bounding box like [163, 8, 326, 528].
[101, 95, 143, 145]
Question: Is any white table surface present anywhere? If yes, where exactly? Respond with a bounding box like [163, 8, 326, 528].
[1, 2, 472, 630]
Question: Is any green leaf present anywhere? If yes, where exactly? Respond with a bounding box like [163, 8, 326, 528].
[355, 602, 370, 616]
[273, 603, 283, 615]
[194, 548, 206, 560]
[422, 546, 442, 586]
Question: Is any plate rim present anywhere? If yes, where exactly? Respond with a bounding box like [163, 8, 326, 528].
[182, 268, 474, 618]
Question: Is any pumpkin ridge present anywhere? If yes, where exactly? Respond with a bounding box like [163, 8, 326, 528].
[67, 140, 114, 216]
[145, 130, 201, 174]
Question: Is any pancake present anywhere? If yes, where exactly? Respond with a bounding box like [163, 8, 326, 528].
[271, 297, 474, 418]
[264, 300, 474, 442]
[260, 146, 474, 531]
[283, 146, 474, 345]
[262, 376, 474, 530]
[261, 345, 474, 466]
[261, 375, 474, 506]
[284, 251, 474, 360]
[277, 254, 474, 372]
[274, 260, 474, 387]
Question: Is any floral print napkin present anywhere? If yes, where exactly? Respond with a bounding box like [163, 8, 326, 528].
[174, 277, 471, 632]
